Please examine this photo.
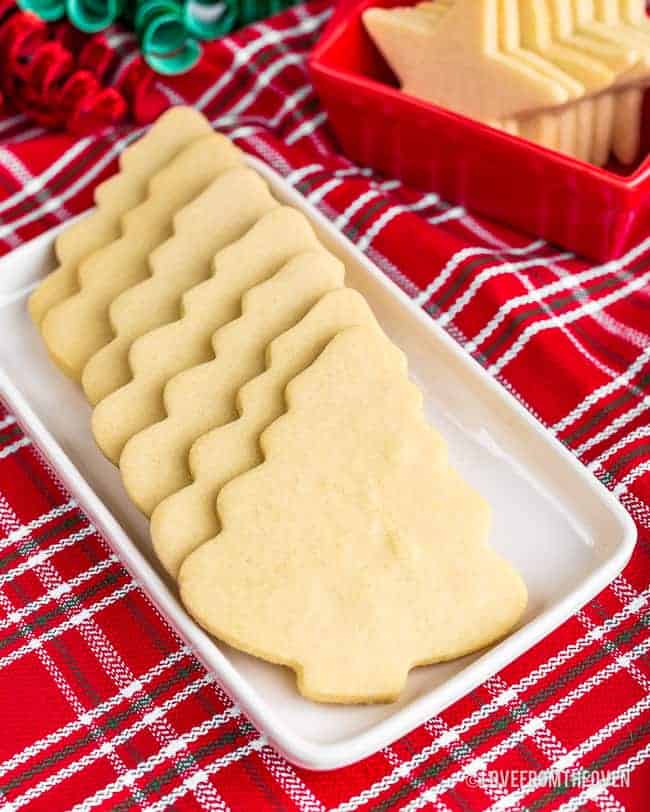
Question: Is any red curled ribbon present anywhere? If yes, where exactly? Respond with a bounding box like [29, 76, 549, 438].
[0, 3, 170, 132]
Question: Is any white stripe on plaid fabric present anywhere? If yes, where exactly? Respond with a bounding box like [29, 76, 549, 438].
[0, 582, 137, 672]
[414, 241, 547, 307]
[0, 147, 36, 191]
[428, 206, 465, 225]
[621, 490, 650, 534]
[614, 460, 650, 497]
[0, 555, 117, 631]
[0, 115, 28, 134]
[0, 130, 144, 242]
[138, 739, 269, 812]
[0, 599, 132, 796]
[285, 112, 328, 146]
[483, 673, 626, 812]
[213, 53, 308, 128]
[595, 309, 650, 351]
[0, 415, 15, 431]
[0, 137, 93, 215]
[488, 264, 650, 376]
[268, 85, 312, 129]
[554, 346, 650, 434]
[487, 694, 650, 811]
[4, 675, 234, 812]
[576, 395, 650, 459]
[457, 252, 623, 350]
[215, 83, 316, 147]
[334, 190, 379, 229]
[0, 497, 133, 796]
[0, 437, 30, 459]
[400, 638, 650, 811]
[7, 127, 48, 146]
[356, 195, 443, 254]
[195, 8, 331, 112]
[285, 164, 374, 187]
[588, 579, 650, 697]
[331, 588, 649, 812]
[0, 647, 192, 778]
[458, 213, 525, 251]
[418, 714, 507, 808]
[13, 453, 230, 809]
[587, 425, 650, 471]
[451, 255, 628, 382]
[257, 747, 327, 812]
[478, 248, 650, 373]
[0, 498, 77, 551]
[556, 742, 650, 812]
[0, 524, 95, 587]
[70, 705, 246, 812]
[306, 177, 343, 205]
[437, 252, 578, 330]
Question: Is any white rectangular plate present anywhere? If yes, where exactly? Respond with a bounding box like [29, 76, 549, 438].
[0, 156, 636, 771]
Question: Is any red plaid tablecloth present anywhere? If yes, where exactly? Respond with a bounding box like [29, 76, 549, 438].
[0, 2, 649, 809]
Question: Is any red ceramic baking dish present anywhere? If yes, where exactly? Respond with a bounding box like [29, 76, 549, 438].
[309, 0, 650, 261]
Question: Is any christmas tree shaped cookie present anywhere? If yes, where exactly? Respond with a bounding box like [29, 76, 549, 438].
[179, 326, 527, 703]
[119, 251, 345, 516]
[81, 167, 277, 405]
[91, 207, 323, 464]
[40, 133, 242, 380]
[151, 288, 382, 578]
[28, 106, 212, 328]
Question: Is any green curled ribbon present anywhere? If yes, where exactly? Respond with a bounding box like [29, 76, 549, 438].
[136, 0, 202, 75]
[183, 0, 237, 40]
[19, 0, 306, 76]
[66, 0, 127, 32]
[237, 0, 299, 26]
[17, 0, 67, 22]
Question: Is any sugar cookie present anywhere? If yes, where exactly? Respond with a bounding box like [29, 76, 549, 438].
[362, 0, 570, 122]
[151, 288, 381, 577]
[179, 326, 528, 704]
[547, 0, 640, 71]
[40, 133, 242, 380]
[28, 107, 212, 327]
[81, 167, 277, 405]
[120, 251, 345, 516]
[91, 207, 323, 464]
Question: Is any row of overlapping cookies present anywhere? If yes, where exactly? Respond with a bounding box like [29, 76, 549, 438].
[29, 107, 526, 703]
[363, 0, 650, 166]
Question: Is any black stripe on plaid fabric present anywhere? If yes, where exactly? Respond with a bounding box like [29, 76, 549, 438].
[0, 659, 207, 794]
[372, 613, 650, 811]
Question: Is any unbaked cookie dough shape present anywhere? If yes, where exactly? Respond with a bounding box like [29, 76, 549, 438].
[28, 107, 212, 328]
[91, 207, 323, 465]
[40, 133, 242, 381]
[362, 0, 570, 122]
[81, 167, 278, 405]
[151, 288, 382, 578]
[119, 251, 345, 516]
[178, 326, 528, 704]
